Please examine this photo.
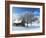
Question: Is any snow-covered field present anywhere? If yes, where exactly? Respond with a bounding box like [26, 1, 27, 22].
[12, 22, 40, 31]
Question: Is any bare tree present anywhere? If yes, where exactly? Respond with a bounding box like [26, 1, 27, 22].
[24, 12, 34, 27]
[14, 12, 34, 27]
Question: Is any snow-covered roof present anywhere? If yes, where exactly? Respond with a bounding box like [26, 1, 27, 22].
[13, 19, 22, 23]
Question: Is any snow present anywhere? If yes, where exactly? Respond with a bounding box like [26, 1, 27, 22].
[13, 20, 22, 23]
[12, 22, 40, 31]
[25, 22, 40, 27]
[12, 26, 40, 31]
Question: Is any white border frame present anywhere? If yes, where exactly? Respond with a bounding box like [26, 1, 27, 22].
[10, 4, 43, 34]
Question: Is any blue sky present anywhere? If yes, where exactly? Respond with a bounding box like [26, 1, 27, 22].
[12, 7, 40, 16]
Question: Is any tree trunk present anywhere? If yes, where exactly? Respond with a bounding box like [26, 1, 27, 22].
[31, 22, 32, 27]
[27, 19, 28, 27]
